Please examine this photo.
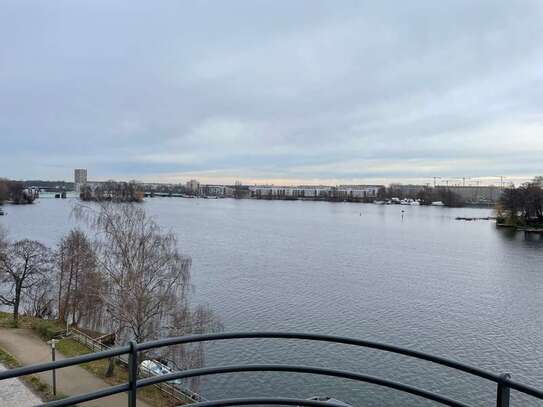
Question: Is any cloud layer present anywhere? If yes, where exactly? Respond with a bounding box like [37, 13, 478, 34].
[1, 0, 542, 185]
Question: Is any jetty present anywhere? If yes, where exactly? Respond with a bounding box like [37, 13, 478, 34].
[455, 216, 496, 221]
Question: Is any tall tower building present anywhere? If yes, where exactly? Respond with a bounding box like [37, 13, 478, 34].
[74, 169, 88, 192]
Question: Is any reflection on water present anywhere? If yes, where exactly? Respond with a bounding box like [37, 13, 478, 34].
[2, 198, 543, 406]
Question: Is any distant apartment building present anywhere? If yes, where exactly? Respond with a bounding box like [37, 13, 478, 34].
[74, 169, 88, 192]
[388, 184, 427, 197]
[249, 185, 327, 199]
[336, 185, 382, 199]
[185, 179, 200, 194]
[249, 185, 383, 200]
[200, 184, 227, 196]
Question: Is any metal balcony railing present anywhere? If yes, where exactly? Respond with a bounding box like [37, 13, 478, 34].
[1, 332, 543, 407]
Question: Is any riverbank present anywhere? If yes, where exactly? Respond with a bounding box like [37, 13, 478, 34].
[496, 218, 543, 233]
[497, 223, 543, 233]
[0, 341, 64, 404]
[0, 327, 157, 407]
[0, 312, 171, 407]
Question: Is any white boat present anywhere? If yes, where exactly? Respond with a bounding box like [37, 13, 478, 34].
[431, 201, 445, 206]
[140, 359, 183, 385]
[303, 397, 352, 407]
[401, 198, 420, 205]
[373, 200, 386, 205]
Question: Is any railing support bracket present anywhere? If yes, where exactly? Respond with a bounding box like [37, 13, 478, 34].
[497, 372, 511, 407]
[128, 340, 138, 407]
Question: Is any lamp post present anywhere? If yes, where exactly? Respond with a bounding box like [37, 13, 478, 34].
[47, 339, 59, 396]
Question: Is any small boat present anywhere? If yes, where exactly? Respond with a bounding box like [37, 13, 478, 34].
[303, 397, 352, 407]
[0, 209, 4, 216]
[431, 201, 445, 206]
[373, 200, 386, 205]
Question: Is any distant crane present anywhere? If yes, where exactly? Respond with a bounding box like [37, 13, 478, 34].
[447, 177, 471, 187]
[495, 176, 507, 188]
[432, 177, 442, 187]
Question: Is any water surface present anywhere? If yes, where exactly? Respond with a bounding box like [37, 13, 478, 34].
[2, 197, 543, 406]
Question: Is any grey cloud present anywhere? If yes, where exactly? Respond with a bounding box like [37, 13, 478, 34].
[0, 0, 542, 184]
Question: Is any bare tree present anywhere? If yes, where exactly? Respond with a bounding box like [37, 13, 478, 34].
[0, 180, 9, 204]
[56, 229, 99, 324]
[498, 177, 543, 225]
[75, 202, 220, 383]
[161, 303, 223, 391]
[80, 181, 144, 203]
[0, 226, 7, 252]
[0, 239, 52, 322]
[23, 278, 55, 319]
[75, 203, 217, 341]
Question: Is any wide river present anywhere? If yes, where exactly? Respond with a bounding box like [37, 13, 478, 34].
[2, 197, 543, 406]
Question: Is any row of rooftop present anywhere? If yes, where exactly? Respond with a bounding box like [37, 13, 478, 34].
[70, 168, 507, 204]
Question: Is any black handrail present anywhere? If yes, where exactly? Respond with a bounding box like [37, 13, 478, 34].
[137, 364, 471, 407]
[1, 331, 542, 407]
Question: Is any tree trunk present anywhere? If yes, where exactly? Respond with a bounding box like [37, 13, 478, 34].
[13, 282, 22, 323]
[105, 358, 115, 377]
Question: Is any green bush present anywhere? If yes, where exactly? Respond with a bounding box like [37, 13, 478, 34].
[33, 319, 63, 340]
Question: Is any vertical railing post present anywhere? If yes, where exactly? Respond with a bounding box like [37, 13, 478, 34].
[128, 341, 138, 407]
[497, 373, 511, 407]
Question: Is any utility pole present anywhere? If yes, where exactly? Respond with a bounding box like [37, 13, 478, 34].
[433, 177, 442, 188]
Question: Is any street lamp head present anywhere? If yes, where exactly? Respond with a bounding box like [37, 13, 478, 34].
[47, 339, 59, 349]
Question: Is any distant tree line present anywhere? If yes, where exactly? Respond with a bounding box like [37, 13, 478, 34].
[497, 177, 543, 227]
[378, 185, 464, 206]
[80, 181, 144, 203]
[23, 180, 74, 191]
[0, 178, 36, 204]
[0, 203, 220, 384]
[417, 187, 464, 207]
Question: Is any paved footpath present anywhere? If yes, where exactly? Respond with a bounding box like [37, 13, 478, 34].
[0, 328, 152, 407]
[0, 364, 41, 406]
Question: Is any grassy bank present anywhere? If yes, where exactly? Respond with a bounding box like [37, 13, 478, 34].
[57, 338, 179, 406]
[0, 311, 65, 337]
[0, 311, 182, 406]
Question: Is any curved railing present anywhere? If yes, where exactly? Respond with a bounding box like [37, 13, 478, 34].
[1, 332, 543, 407]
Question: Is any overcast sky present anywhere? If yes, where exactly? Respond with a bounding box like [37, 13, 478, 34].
[1, 1, 542, 186]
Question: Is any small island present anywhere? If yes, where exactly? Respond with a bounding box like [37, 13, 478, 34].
[0, 179, 37, 205]
[496, 177, 543, 232]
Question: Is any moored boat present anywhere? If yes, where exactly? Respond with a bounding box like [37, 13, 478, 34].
[302, 396, 352, 406]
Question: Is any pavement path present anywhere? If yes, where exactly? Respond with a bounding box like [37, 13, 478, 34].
[0, 364, 41, 406]
[0, 328, 152, 407]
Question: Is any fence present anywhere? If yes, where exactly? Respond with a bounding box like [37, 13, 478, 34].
[67, 327, 205, 404]
[2, 331, 543, 407]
